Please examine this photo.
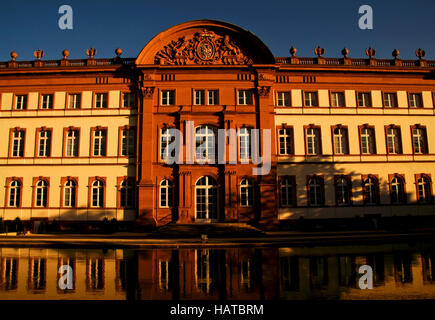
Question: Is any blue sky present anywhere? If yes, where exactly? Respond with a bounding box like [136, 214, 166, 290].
[0, 0, 434, 61]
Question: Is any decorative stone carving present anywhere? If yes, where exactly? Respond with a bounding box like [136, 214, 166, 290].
[154, 29, 252, 65]
[314, 46, 325, 57]
[86, 47, 97, 59]
[415, 48, 426, 59]
[365, 47, 375, 58]
[34, 49, 44, 60]
[10, 51, 18, 61]
[62, 49, 69, 59]
[141, 87, 154, 98]
[258, 86, 271, 97]
[289, 46, 297, 57]
[341, 48, 349, 58]
[115, 47, 122, 57]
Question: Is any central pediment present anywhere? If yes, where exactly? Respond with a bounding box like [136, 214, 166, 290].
[135, 20, 275, 65]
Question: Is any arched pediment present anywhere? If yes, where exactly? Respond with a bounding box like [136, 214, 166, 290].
[135, 20, 274, 65]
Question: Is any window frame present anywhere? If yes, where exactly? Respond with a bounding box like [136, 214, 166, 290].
[90, 126, 108, 157]
[159, 179, 173, 208]
[331, 125, 349, 155]
[66, 93, 82, 109]
[358, 125, 377, 155]
[415, 173, 433, 204]
[383, 92, 398, 108]
[304, 125, 322, 156]
[238, 127, 252, 162]
[303, 91, 319, 107]
[237, 89, 253, 106]
[388, 174, 407, 204]
[385, 125, 403, 155]
[63, 127, 80, 157]
[408, 92, 423, 108]
[357, 92, 372, 108]
[88, 177, 106, 208]
[194, 125, 218, 163]
[121, 92, 137, 109]
[410, 124, 428, 155]
[9, 127, 26, 158]
[160, 90, 176, 106]
[5, 177, 23, 208]
[117, 176, 135, 209]
[276, 91, 291, 107]
[330, 91, 345, 107]
[32, 177, 50, 208]
[306, 175, 325, 207]
[278, 176, 296, 207]
[361, 174, 380, 205]
[334, 175, 352, 206]
[60, 177, 78, 208]
[35, 127, 53, 158]
[93, 92, 108, 109]
[39, 93, 54, 110]
[239, 178, 254, 207]
[276, 125, 294, 156]
[118, 125, 136, 157]
[13, 93, 28, 110]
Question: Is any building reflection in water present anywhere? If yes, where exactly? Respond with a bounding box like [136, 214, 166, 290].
[0, 243, 435, 300]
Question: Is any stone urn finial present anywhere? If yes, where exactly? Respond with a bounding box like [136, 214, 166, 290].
[86, 47, 97, 59]
[392, 48, 399, 59]
[62, 49, 69, 60]
[416, 48, 426, 59]
[115, 47, 122, 57]
[341, 47, 349, 58]
[10, 51, 18, 61]
[33, 48, 44, 60]
[365, 47, 376, 58]
[314, 46, 325, 57]
[289, 46, 297, 57]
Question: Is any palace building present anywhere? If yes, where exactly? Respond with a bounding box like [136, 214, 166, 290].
[0, 20, 434, 229]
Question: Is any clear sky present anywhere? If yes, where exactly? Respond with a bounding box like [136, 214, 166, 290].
[0, 0, 434, 61]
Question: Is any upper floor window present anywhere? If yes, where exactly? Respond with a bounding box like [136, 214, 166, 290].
[37, 129, 52, 157]
[238, 127, 251, 161]
[63, 180, 77, 208]
[92, 128, 107, 157]
[240, 179, 253, 207]
[390, 175, 406, 204]
[40, 94, 53, 109]
[208, 90, 219, 105]
[277, 92, 290, 107]
[386, 126, 402, 154]
[160, 128, 176, 161]
[331, 92, 345, 107]
[161, 90, 175, 106]
[358, 92, 372, 107]
[68, 94, 81, 109]
[332, 127, 349, 155]
[335, 176, 351, 206]
[362, 176, 379, 205]
[10, 129, 25, 157]
[95, 93, 108, 108]
[359, 126, 376, 155]
[91, 180, 104, 208]
[65, 128, 79, 157]
[35, 179, 48, 208]
[305, 126, 321, 155]
[280, 177, 295, 207]
[412, 126, 428, 154]
[120, 128, 135, 156]
[416, 175, 432, 203]
[278, 127, 294, 155]
[15, 95, 27, 110]
[307, 176, 324, 206]
[159, 179, 173, 208]
[8, 180, 21, 207]
[194, 90, 205, 105]
[119, 179, 134, 208]
[409, 93, 422, 108]
[383, 92, 397, 108]
[122, 93, 136, 108]
[195, 125, 217, 163]
[238, 90, 253, 105]
[304, 92, 318, 107]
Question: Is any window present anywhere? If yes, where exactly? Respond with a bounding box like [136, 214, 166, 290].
[91, 180, 104, 208]
[120, 127, 135, 156]
[8, 179, 22, 207]
[304, 92, 318, 107]
[332, 127, 349, 155]
[305, 126, 321, 155]
[161, 90, 175, 105]
[28, 258, 46, 290]
[390, 175, 406, 204]
[65, 128, 79, 157]
[34, 179, 48, 208]
[63, 180, 76, 208]
[240, 179, 253, 207]
[160, 128, 176, 161]
[411, 126, 428, 154]
[40, 94, 53, 109]
[208, 90, 219, 105]
[280, 177, 295, 207]
[122, 93, 136, 108]
[119, 179, 134, 208]
[277, 92, 290, 107]
[95, 93, 108, 108]
[335, 176, 351, 206]
[238, 90, 253, 105]
[359, 126, 376, 155]
[383, 93, 397, 108]
[416, 174, 432, 203]
[194, 90, 205, 105]
[195, 126, 217, 163]
[159, 179, 173, 208]
[1, 258, 18, 290]
[278, 127, 294, 155]
[195, 176, 218, 220]
[409, 93, 422, 108]
[37, 129, 52, 157]
[92, 128, 107, 156]
[331, 92, 345, 107]
[362, 176, 379, 205]
[68, 94, 81, 109]
[386, 126, 402, 154]
[15, 95, 27, 110]
[238, 127, 251, 161]
[86, 259, 104, 291]
[358, 92, 372, 107]
[10, 129, 25, 157]
[307, 176, 324, 206]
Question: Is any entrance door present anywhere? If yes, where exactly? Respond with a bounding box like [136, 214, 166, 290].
[195, 176, 218, 222]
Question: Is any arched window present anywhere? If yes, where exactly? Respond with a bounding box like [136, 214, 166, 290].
[238, 128, 251, 161]
[390, 176, 406, 204]
[417, 175, 432, 203]
[120, 179, 134, 208]
[195, 176, 218, 220]
[8, 180, 21, 207]
[91, 180, 104, 208]
[335, 176, 351, 206]
[240, 179, 253, 207]
[280, 177, 295, 207]
[64, 180, 76, 208]
[159, 179, 173, 208]
[363, 176, 378, 205]
[195, 126, 217, 163]
[308, 176, 323, 206]
[35, 180, 48, 207]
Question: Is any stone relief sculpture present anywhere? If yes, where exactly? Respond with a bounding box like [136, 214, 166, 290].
[154, 30, 251, 65]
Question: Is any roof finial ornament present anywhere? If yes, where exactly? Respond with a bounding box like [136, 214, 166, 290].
[341, 47, 349, 58]
[392, 48, 399, 59]
[10, 51, 18, 61]
[86, 47, 97, 59]
[415, 48, 426, 59]
[289, 46, 297, 57]
[115, 47, 122, 57]
[314, 46, 325, 57]
[62, 49, 69, 60]
[365, 47, 376, 58]
[33, 48, 44, 60]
